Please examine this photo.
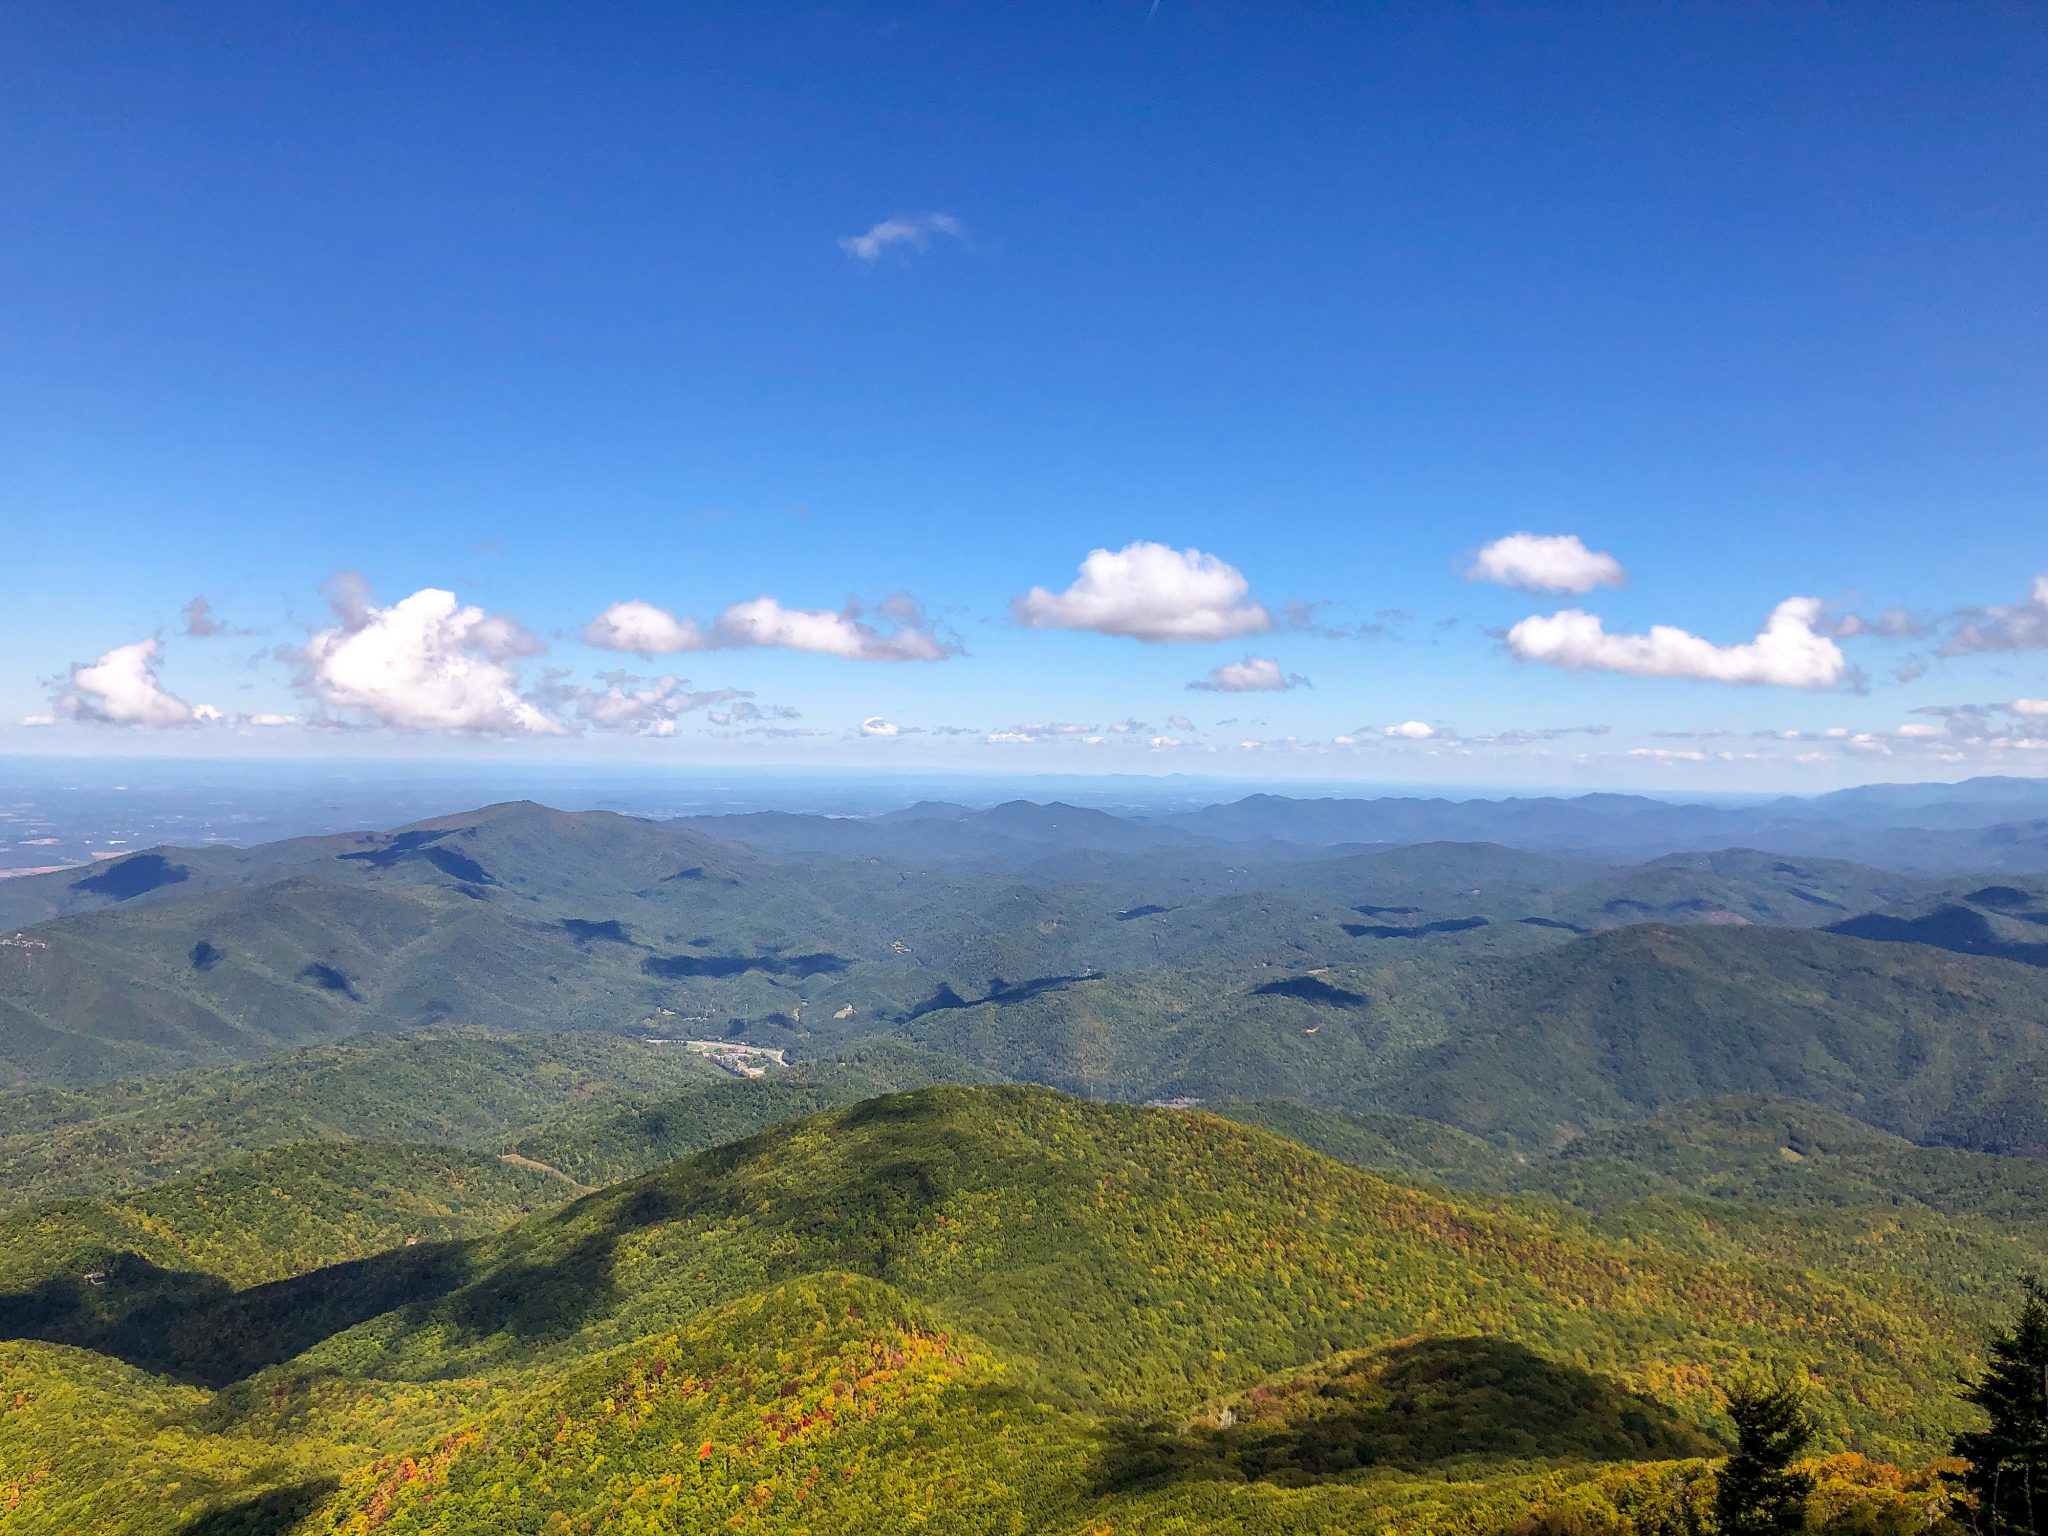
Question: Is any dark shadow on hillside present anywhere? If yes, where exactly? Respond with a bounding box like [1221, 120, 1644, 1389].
[339, 831, 495, 886]
[1786, 887, 1846, 910]
[561, 917, 636, 945]
[906, 973, 1100, 1019]
[0, 1244, 471, 1388]
[1968, 885, 2038, 910]
[1831, 905, 2048, 967]
[420, 845, 496, 884]
[438, 1124, 942, 1346]
[441, 1184, 679, 1343]
[1251, 975, 1365, 1006]
[339, 827, 457, 865]
[72, 851, 189, 899]
[627, 1089, 1014, 1287]
[1344, 917, 1490, 939]
[296, 961, 360, 999]
[1091, 1336, 1719, 1494]
[175, 1478, 338, 1535]
[643, 950, 849, 979]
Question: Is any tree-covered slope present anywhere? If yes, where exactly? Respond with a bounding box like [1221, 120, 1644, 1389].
[1521, 1093, 2048, 1219]
[509, 1038, 1005, 1187]
[1829, 876, 2048, 968]
[208, 1088, 1984, 1452]
[1549, 849, 1926, 931]
[0, 1028, 725, 1207]
[3, 795, 2010, 1116]
[0, 1140, 575, 1293]
[856, 920, 2048, 1158]
[1383, 924, 2048, 1151]
[0, 1084, 2018, 1535]
[298, 1271, 1097, 1536]
[1218, 1089, 2048, 1394]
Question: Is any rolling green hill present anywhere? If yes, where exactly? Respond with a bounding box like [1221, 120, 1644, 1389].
[0, 1084, 2023, 1534]
[1548, 848, 1925, 931]
[0, 1028, 727, 1207]
[1829, 877, 2048, 967]
[853, 920, 2048, 1158]
[509, 1038, 1006, 1187]
[0, 1140, 576, 1292]
[1521, 1093, 2048, 1218]
[0, 1087, 2003, 1441]
[1381, 924, 2048, 1152]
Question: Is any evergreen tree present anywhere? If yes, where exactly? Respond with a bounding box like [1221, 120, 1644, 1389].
[1953, 1278, 2048, 1536]
[1714, 1378, 1815, 1536]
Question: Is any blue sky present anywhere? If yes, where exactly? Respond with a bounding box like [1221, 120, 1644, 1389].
[4, 1, 2045, 789]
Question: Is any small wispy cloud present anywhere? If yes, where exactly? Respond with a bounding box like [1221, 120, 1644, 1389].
[1187, 655, 1308, 692]
[839, 212, 964, 263]
[181, 595, 256, 638]
[1941, 574, 2048, 656]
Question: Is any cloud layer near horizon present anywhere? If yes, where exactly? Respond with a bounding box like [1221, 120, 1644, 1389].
[584, 595, 953, 662]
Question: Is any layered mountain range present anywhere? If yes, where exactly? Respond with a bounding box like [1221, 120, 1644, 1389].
[4, 782, 2047, 1532]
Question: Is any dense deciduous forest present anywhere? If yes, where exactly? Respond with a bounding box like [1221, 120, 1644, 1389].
[8, 796, 2048, 1531]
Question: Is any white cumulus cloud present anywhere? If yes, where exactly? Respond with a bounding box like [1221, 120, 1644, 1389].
[300, 584, 563, 735]
[2011, 698, 2048, 717]
[1187, 655, 1308, 692]
[1013, 542, 1271, 643]
[582, 599, 706, 655]
[1468, 533, 1625, 594]
[860, 716, 902, 737]
[715, 596, 952, 661]
[1383, 720, 1438, 740]
[839, 212, 964, 262]
[584, 595, 952, 663]
[1506, 597, 1845, 689]
[54, 638, 218, 727]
